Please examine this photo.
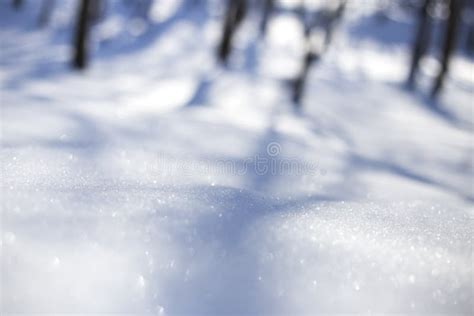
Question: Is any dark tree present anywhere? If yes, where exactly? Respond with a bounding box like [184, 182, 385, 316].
[137, 0, 153, 20]
[217, 0, 247, 63]
[431, 0, 463, 97]
[407, 0, 433, 88]
[89, 0, 106, 24]
[37, 0, 55, 27]
[292, 0, 346, 105]
[292, 47, 320, 105]
[259, 0, 274, 36]
[12, 0, 23, 9]
[466, 24, 474, 54]
[72, 0, 92, 70]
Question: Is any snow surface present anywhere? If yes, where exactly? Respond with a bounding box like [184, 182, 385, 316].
[1, 0, 473, 314]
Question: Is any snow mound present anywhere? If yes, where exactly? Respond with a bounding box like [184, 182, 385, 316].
[4, 186, 472, 314]
[248, 201, 472, 314]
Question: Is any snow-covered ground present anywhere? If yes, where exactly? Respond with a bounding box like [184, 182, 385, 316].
[1, 0, 473, 314]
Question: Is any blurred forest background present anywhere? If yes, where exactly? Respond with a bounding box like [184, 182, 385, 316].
[4, 0, 474, 104]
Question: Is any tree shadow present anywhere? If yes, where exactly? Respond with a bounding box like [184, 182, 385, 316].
[346, 10, 415, 47]
[397, 81, 473, 131]
[184, 75, 214, 107]
[349, 152, 473, 202]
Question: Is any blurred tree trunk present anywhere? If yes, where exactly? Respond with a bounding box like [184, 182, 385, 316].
[138, 0, 153, 20]
[466, 24, 474, 54]
[292, 0, 346, 105]
[217, 0, 247, 63]
[38, 0, 54, 27]
[259, 0, 274, 36]
[72, 0, 91, 69]
[12, 0, 23, 9]
[431, 0, 462, 97]
[89, 0, 104, 24]
[323, 1, 346, 48]
[407, 0, 433, 87]
[292, 47, 320, 104]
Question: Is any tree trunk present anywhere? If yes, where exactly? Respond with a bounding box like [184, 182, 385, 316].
[259, 0, 274, 36]
[407, 0, 433, 87]
[466, 24, 474, 54]
[89, 0, 104, 24]
[431, 0, 462, 97]
[72, 0, 91, 70]
[38, 0, 54, 27]
[12, 0, 23, 9]
[292, 0, 346, 105]
[292, 50, 319, 104]
[217, 0, 246, 63]
[322, 0, 346, 50]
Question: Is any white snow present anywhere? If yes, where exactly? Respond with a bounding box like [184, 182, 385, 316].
[1, 0, 473, 314]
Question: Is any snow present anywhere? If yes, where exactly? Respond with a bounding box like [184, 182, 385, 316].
[1, 0, 473, 314]
[3, 188, 472, 313]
